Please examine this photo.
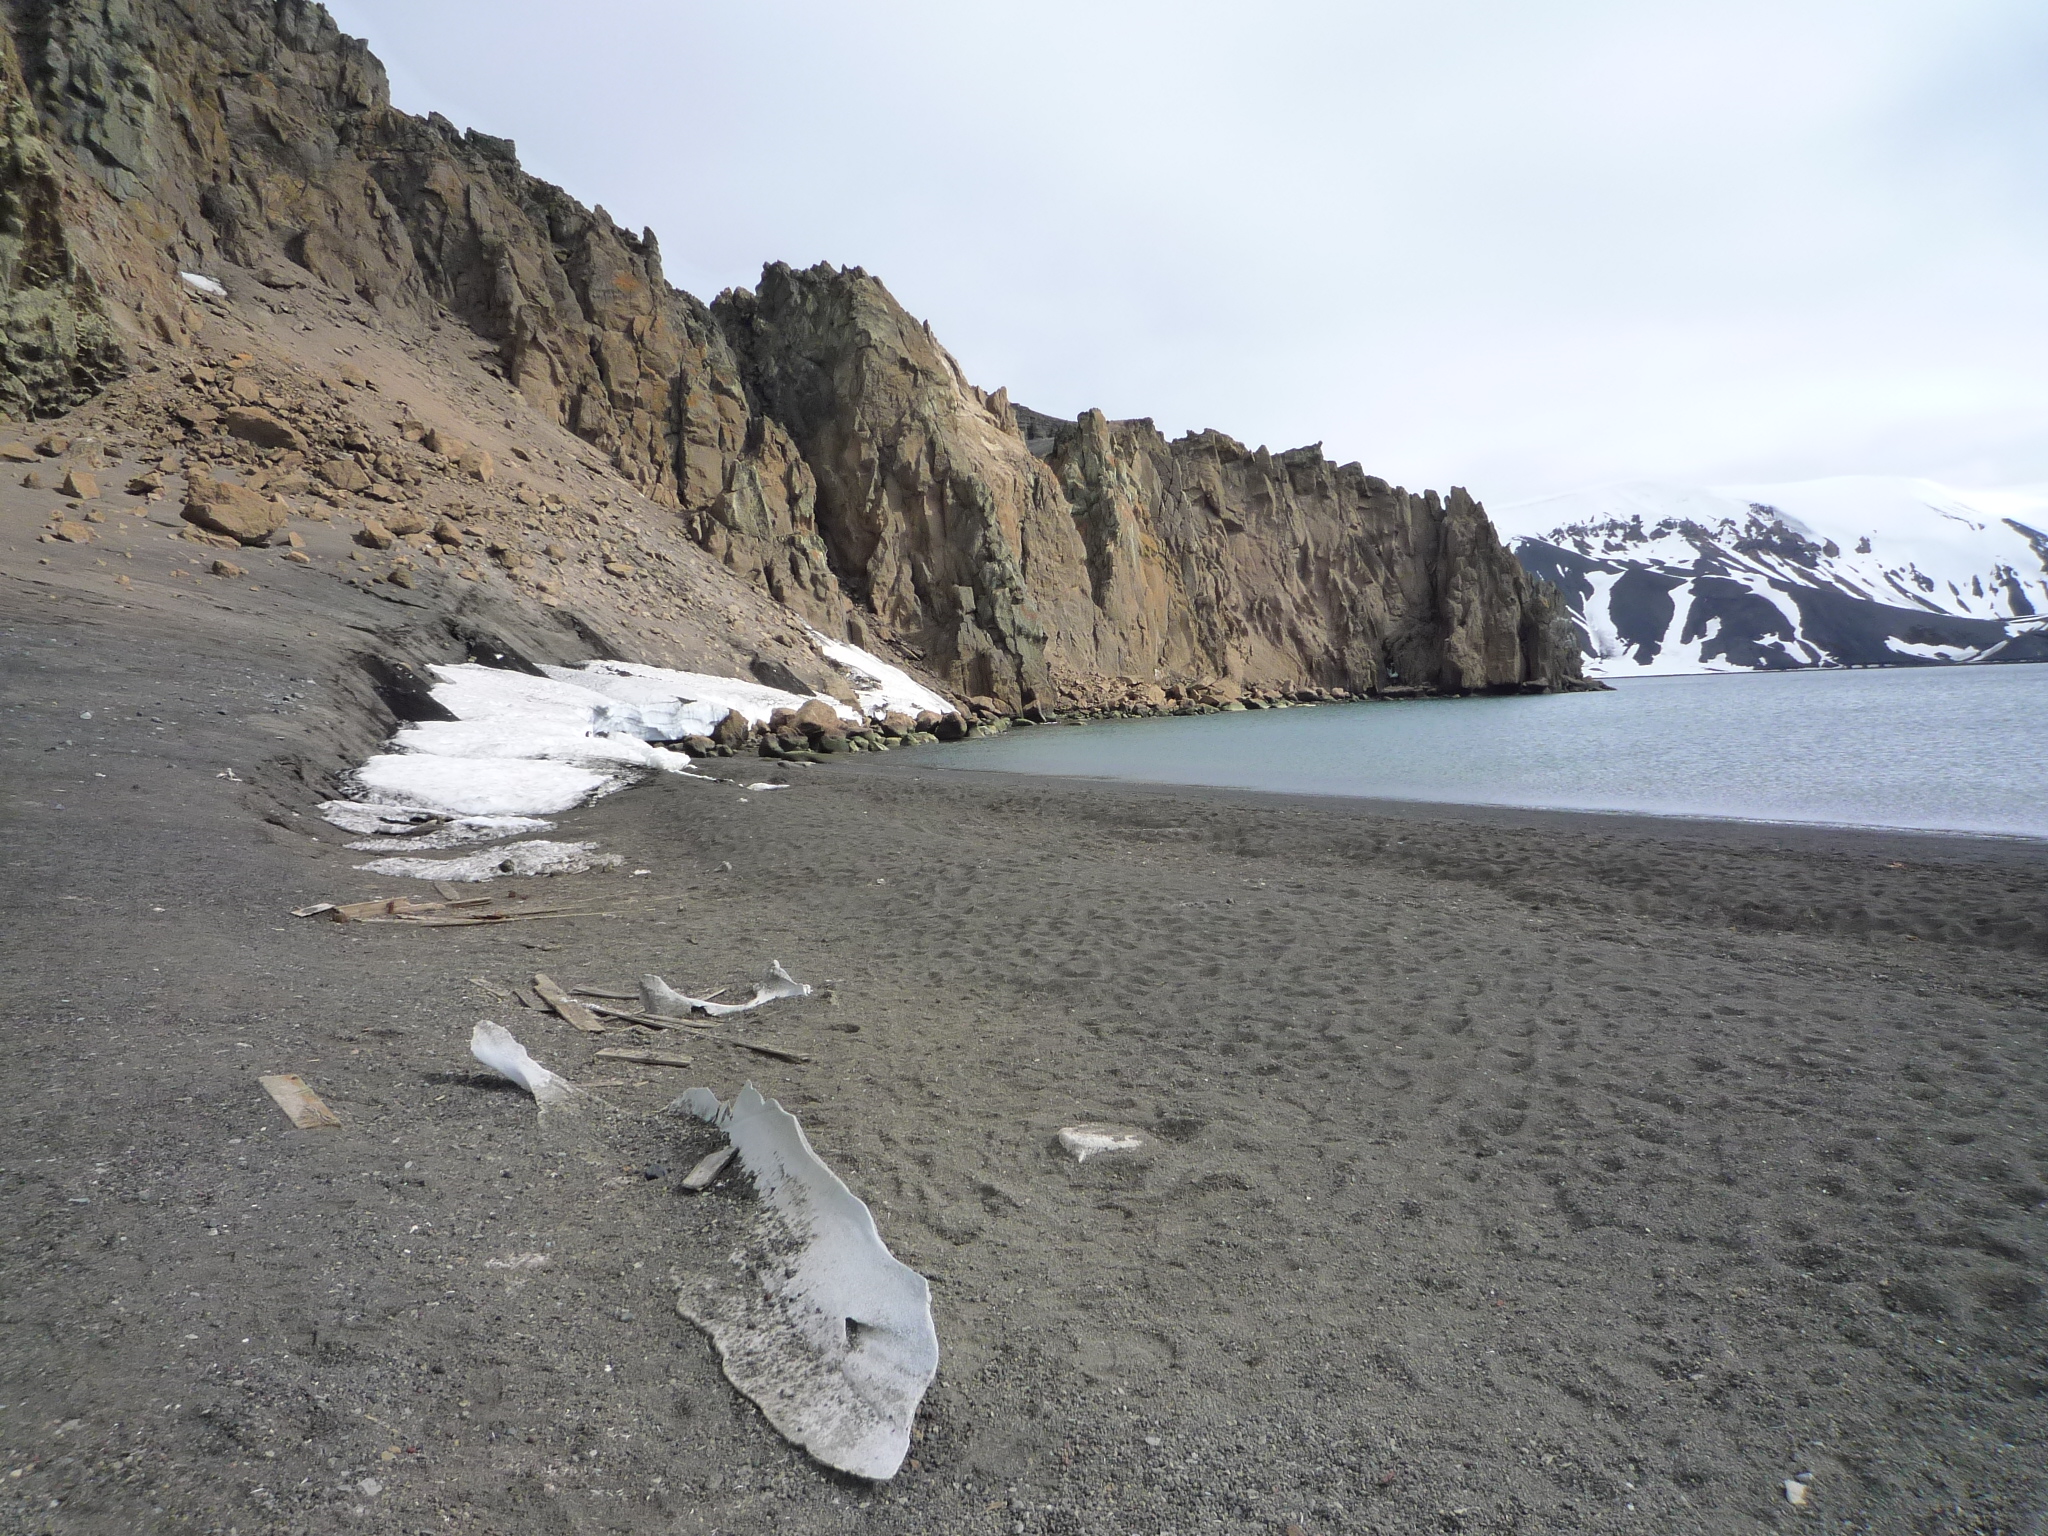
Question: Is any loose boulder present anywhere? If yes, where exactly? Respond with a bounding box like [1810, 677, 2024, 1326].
[792, 698, 842, 738]
[182, 475, 287, 545]
[221, 407, 306, 453]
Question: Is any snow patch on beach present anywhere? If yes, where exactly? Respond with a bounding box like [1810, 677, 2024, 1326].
[327, 645, 955, 876]
[805, 631, 954, 719]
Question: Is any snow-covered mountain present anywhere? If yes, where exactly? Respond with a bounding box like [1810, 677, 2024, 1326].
[1493, 477, 2048, 675]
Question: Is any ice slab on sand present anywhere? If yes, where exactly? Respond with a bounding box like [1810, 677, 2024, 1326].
[674, 1083, 937, 1480]
[471, 1021, 580, 1107]
[319, 801, 555, 850]
[641, 961, 812, 1018]
[1058, 1124, 1146, 1161]
[356, 839, 621, 882]
[355, 753, 615, 817]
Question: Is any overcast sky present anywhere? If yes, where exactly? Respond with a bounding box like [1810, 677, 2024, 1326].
[322, 0, 2047, 508]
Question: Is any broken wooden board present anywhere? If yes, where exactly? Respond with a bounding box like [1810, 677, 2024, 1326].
[679, 1145, 736, 1191]
[593, 1047, 695, 1069]
[533, 972, 605, 1033]
[726, 1038, 812, 1065]
[581, 1003, 811, 1063]
[259, 1073, 341, 1129]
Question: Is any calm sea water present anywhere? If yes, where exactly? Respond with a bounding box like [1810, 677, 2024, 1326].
[944, 666, 2048, 838]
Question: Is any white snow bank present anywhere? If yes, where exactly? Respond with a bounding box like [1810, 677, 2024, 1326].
[673, 1083, 938, 1480]
[555, 660, 854, 734]
[354, 753, 614, 817]
[354, 839, 621, 882]
[806, 630, 955, 720]
[178, 271, 227, 298]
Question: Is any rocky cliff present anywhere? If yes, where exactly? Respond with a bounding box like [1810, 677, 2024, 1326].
[0, 0, 1582, 706]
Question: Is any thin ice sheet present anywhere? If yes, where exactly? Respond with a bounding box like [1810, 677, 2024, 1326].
[674, 1083, 937, 1480]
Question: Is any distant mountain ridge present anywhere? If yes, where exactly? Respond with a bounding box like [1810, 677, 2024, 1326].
[1496, 478, 2048, 675]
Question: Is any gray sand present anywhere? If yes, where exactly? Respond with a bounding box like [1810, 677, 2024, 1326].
[4, 499, 2046, 1534]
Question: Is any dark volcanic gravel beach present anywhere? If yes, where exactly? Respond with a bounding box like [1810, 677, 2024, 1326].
[5, 546, 2047, 1535]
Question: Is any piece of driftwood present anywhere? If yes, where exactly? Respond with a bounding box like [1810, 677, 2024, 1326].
[571, 987, 641, 1001]
[593, 1046, 695, 1069]
[726, 1039, 812, 1065]
[679, 1145, 736, 1191]
[470, 976, 514, 1002]
[532, 972, 605, 1033]
[586, 1001, 703, 1030]
[359, 908, 611, 926]
[259, 1073, 341, 1129]
[580, 1003, 810, 1063]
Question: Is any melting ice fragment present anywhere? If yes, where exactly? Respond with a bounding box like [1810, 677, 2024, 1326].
[1058, 1124, 1146, 1162]
[674, 1083, 937, 1480]
[355, 838, 621, 882]
[470, 1020, 580, 1107]
[640, 961, 812, 1019]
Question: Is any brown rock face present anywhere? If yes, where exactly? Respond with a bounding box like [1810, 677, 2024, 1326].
[713, 265, 1582, 704]
[0, 0, 1579, 708]
[182, 476, 286, 545]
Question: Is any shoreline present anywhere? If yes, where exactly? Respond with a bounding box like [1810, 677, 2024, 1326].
[869, 751, 2048, 855]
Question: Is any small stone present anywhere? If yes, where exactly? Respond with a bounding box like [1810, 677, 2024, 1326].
[126, 471, 164, 495]
[210, 558, 246, 577]
[383, 508, 431, 537]
[431, 519, 465, 547]
[20, 470, 43, 489]
[35, 435, 67, 457]
[230, 374, 264, 404]
[0, 442, 36, 462]
[423, 426, 469, 458]
[456, 447, 495, 482]
[49, 521, 94, 544]
[387, 567, 416, 589]
[59, 469, 98, 499]
[542, 542, 567, 560]
[279, 550, 311, 564]
[603, 559, 637, 577]
[355, 520, 395, 550]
